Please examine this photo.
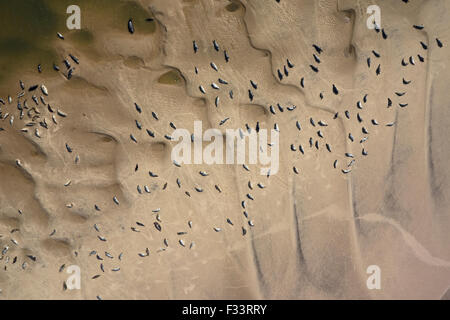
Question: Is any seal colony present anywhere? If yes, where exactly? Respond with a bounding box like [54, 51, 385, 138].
[0, 0, 449, 299]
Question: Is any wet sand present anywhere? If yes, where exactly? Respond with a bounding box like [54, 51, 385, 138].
[0, 0, 449, 299]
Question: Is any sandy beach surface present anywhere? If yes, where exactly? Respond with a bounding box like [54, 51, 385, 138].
[0, 0, 449, 299]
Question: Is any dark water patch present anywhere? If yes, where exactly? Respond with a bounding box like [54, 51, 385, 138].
[226, 1, 241, 12]
[123, 55, 145, 69]
[0, 1, 62, 84]
[0, 38, 59, 85]
[158, 70, 183, 85]
[0, 0, 156, 86]
[68, 29, 94, 45]
[0, 1, 58, 40]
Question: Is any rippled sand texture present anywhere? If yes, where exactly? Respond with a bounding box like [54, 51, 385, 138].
[0, 0, 449, 299]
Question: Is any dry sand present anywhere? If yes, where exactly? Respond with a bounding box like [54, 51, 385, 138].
[0, 0, 449, 299]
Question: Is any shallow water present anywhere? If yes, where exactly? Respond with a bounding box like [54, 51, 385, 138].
[0, 0, 155, 86]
